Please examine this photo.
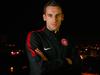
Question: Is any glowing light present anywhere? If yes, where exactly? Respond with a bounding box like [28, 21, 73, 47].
[11, 51, 16, 55]
[10, 67, 14, 72]
[85, 48, 88, 51]
[16, 51, 19, 54]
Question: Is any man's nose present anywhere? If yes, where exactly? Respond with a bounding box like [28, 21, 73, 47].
[53, 17, 57, 22]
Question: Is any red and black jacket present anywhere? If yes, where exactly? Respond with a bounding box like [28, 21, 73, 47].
[26, 27, 81, 75]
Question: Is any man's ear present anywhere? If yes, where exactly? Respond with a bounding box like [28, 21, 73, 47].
[43, 14, 46, 21]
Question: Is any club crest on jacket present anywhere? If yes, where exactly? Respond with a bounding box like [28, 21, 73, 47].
[61, 38, 68, 46]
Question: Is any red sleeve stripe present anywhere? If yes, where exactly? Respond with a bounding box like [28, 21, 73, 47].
[26, 31, 36, 57]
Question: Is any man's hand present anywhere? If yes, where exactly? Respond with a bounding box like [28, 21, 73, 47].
[35, 48, 48, 61]
[65, 58, 72, 65]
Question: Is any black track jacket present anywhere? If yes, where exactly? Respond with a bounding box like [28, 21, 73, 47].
[26, 27, 81, 75]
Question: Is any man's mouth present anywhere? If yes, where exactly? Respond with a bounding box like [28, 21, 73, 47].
[52, 23, 57, 26]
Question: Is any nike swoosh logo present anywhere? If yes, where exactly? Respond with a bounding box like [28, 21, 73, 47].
[44, 48, 51, 50]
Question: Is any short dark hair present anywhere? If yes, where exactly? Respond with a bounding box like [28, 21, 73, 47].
[43, 0, 63, 14]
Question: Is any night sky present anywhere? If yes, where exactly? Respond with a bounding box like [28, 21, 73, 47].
[0, 0, 100, 44]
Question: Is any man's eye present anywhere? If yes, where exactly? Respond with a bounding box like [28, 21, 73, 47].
[56, 14, 61, 17]
[48, 14, 52, 17]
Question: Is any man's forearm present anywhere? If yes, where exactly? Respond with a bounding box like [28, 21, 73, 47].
[35, 48, 48, 61]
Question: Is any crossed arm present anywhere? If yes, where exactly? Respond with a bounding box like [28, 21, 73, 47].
[34, 48, 72, 65]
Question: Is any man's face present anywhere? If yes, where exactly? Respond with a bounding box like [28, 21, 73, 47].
[43, 6, 64, 31]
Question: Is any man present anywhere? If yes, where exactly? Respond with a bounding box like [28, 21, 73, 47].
[26, 0, 81, 75]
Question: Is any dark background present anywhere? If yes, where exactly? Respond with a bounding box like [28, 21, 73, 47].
[0, 0, 100, 74]
[0, 0, 100, 45]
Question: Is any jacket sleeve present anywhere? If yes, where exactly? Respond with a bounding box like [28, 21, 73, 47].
[25, 31, 42, 75]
